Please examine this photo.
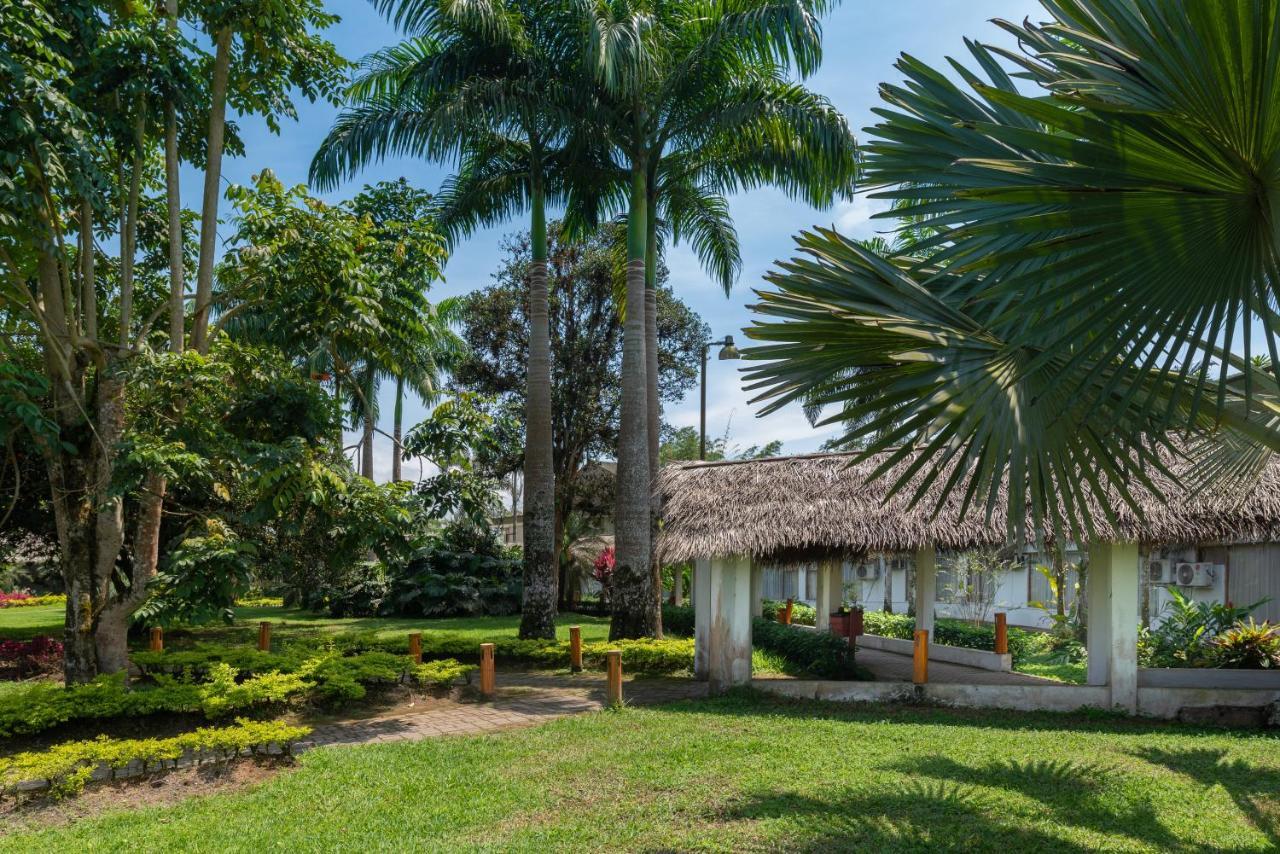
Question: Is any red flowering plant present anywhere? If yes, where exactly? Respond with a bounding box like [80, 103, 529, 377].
[592, 547, 616, 604]
[0, 636, 63, 679]
[0, 591, 32, 605]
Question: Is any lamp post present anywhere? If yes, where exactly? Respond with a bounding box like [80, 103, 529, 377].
[700, 335, 741, 460]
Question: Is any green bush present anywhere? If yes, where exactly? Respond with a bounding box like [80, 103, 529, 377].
[751, 619, 863, 679]
[761, 599, 817, 626]
[412, 659, 477, 686]
[0, 718, 310, 799]
[1210, 619, 1280, 669]
[860, 612, 1033, 664]
[661, 605, 694, 638]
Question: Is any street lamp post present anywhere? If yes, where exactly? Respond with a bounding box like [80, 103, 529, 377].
[700, 335, 741, 460]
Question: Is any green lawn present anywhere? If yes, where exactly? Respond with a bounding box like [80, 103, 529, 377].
[5, 692, 1277, 851]
[1014, 648, 1088, 684]
[0, 605, 62, 640]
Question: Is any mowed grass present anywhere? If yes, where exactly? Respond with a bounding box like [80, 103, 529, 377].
[5, 692, 1278, 852]
[0, 605, 62, 640]
[0, 605, 616, 644]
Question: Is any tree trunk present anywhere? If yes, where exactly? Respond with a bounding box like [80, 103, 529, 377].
[519, 179, 557, 639]
[96, 471, 166, 674]
[392, 375, 404, 482]
[79, 199, 97, 341]
[611, 163, 656, 640]
[118, 112, 144, 348]
[192, 26, 232, 355]
[361, 365, 375, 479]
[164, 0, 184, 354]
[644, 198, 663, 637]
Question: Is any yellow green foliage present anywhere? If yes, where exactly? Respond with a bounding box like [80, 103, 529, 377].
[0, 718, 310, 799]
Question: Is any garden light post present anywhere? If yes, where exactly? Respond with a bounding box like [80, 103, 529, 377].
[700, 335, 741, 460]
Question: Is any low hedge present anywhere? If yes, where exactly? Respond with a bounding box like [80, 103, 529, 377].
[0, 593, 65, 609]
[661, 604, 695, 638]
[0, 649, 476, 738]
[761, 599, 817, 626]
[861, 612, 1033, 664]
[751, 619, 864, 679]
[0, 718, 310, 799]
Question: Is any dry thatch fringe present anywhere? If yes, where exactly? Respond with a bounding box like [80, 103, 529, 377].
[655, 447, 1280, 563]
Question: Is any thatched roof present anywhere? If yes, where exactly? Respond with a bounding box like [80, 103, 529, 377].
[655, 449, 1280, 563]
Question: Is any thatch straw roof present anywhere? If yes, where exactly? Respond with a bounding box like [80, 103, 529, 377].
[655, 449, 1280, 562]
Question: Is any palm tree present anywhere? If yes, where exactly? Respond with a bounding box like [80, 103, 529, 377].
[742, 0, 1280, 544]
[311, 0, 587, 639]
[583, 0, 856, 638]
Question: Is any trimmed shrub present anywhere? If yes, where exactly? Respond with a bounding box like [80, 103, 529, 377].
[662, 605, 694, 638]
[0, 718, 310, 799]
[412, 659, 477, 686]
[751, 619, 863, 679]
[761, 599, 817, 626]
[861, 612, 1033, 664]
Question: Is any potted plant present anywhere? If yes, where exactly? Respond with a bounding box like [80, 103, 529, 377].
[830, 585, 864, 639]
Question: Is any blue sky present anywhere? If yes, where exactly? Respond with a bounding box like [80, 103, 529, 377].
[189, 0, 1045, 480]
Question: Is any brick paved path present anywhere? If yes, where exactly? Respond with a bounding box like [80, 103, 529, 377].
[299, 670, 709, 751]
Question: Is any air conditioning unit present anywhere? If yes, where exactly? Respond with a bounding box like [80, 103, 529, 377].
[1147, 559, 1174, 585]
[854, 564, 880, 581]
[1175, 562, 1217, 588]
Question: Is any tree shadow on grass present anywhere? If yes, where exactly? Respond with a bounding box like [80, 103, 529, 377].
[705, 780, 1095, 854]
[1130, 746, 1280, 847]
[884, 754, 1185, 852]
[654, 687, 1268, 739]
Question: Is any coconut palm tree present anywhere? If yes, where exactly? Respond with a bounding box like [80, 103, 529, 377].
[742, 0, 1280, 544]
[582, 0, 856, 638]
[311, 0, 588, 639]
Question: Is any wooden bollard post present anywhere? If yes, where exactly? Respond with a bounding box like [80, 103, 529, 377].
[479, 643, 495, 698]
[606, 649, 623, 706]
[569, 626, 583, 673]
[149, 627, 163, 652]
[913, 629, 929, 685]
[783, 598, 794, 625]
[258, 621, 271, 652]
[409, 632, 422, 664]
[994, 613, 1008, 656]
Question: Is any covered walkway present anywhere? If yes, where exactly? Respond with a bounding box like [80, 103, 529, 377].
[852, 646, 1056, 686]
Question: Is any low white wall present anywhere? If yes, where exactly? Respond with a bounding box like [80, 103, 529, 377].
[752, 679, 1109, 713]
[1139, 669, 1280, 690]
[1138, 687, 1280, 719]
[752, 678, 1280, 721]
[856, 633, 1012, 672]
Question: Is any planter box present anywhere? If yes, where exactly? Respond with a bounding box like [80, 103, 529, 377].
[829, 610, 864, 639]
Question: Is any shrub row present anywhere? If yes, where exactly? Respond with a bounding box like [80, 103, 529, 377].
[861, 612, 1034, 664]
[761, 599, 817, 626]
[751, 619, 864, 679]
[0, 651, 476, 738]
[661, 604, 695, 638]
[1, 718, 310, 799]
[0, 593, 65, 609]
[0, 636, 62, 679]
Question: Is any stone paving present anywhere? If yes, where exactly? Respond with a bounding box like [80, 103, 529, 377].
[854, 646, 1059, 685]
[299, 670, 710, 751]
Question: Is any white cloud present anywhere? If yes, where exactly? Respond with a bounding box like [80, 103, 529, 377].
[833, 195, 893, 240]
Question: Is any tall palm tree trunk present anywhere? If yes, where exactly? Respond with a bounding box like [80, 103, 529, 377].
[391, 375, 404, 482]
[611, 162, 656, 639]
[519, 178, 557, 639]
[164, 0, 184, 354]
[361, 365, 375, 479]
[192, 26, 232, 355]
[644, 203, 663, 637]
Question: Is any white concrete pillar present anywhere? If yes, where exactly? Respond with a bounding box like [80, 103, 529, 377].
[815, 559, 840, 631]
[1087, 541, 1140, 713]
[693, 557, 710, 680]
[692, 555, 753, 692]
[914, 547, 937, 637]
[750, 562, 763, 618]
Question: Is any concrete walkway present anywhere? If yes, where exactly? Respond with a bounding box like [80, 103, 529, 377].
[854, 646, 1060, 686]
[300, 670, 709, 751]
